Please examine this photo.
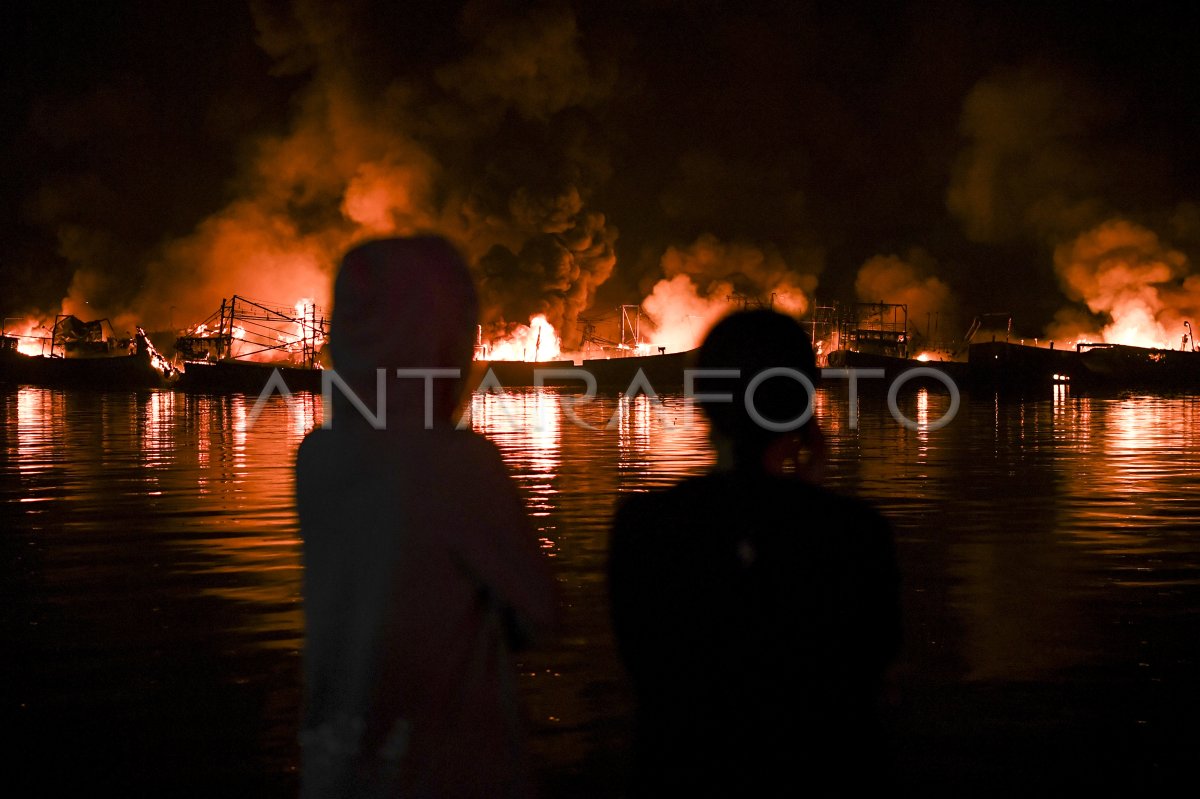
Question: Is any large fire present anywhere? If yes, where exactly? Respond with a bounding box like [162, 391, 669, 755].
[279, 298, 326, 360]
[24, 220, 1197, 371]
[1048, 219, 1198, 351]
[3, 318, 53, 357]
[480, 314, 562, 362]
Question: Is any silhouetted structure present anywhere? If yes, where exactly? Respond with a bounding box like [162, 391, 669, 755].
[608, 309, 902, 795]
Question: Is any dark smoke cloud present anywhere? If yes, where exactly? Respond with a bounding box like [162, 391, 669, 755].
[477, 211, 616, 348]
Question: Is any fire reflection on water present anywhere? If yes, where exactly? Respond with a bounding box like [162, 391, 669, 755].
[468, 387, 562, 505]
[5, 389, 317, 654]
[915, 386, 929, 432]
[139, 389, 174, 473]
[14, 387, 66, 483]
[1065, 396, 1200, 555]
[613, 394, 712, 490]
[616, 393, 652, 456]
[468, 388, 563, 559]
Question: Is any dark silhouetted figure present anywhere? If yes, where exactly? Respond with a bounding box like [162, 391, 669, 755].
[608, 309, 902, 797]
[296, 236, 559, 798]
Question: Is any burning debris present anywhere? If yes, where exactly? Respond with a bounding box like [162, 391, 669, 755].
[53, 315, 119, 356]
[176, 295, 327, 367]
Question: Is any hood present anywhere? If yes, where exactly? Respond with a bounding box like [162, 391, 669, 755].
[329, 236, 478, 429]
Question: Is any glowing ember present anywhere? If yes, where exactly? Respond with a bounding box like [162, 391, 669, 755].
[481, 314, 562, 362]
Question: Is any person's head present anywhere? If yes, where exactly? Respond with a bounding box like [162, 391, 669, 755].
[330, 235, 478, 428]
[694, 309, 819, 467]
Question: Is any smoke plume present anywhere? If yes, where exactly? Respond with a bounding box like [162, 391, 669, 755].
[639, 234, 818, 353]
[47, 1, 619, 352]
[1048, 218, 1197, 348]
[854, 251, 955, 340]
[947, 64, 1188, 343]
[946, 65, 1114, 244]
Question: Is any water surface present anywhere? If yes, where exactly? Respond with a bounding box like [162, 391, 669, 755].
[3, 384, 1198, 793]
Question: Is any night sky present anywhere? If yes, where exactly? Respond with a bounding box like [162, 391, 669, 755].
[3, 0, 1198, 347]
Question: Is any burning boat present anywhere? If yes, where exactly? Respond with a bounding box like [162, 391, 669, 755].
[817, 301, 969, 385]
[174, 295, 326, 393]
[0, 316, 176, 389]
[469, 308, 697, 392]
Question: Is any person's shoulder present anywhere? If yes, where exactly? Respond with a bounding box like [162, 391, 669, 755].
[615, 474, 711, 507]
[612, 475, 719, 531]
[806, 482, 888, 521]
[295, 427, 334, 477]
[793, 483, 895, 560]
[418, 428, 506, 474]
[296, 425, 382, 471]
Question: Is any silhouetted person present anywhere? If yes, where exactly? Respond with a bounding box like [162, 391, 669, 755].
[296, 236, 559, 798]
[608, 309, 902, 796]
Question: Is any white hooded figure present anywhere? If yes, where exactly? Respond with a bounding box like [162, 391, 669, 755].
[296, 236, 559, 798]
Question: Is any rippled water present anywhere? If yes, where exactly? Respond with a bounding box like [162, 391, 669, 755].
[3, 384, 1199, 793]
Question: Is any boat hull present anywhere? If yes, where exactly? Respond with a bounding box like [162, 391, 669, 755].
[1078, 345, 1200, 389]
[177, 360, 324, 393]
[966, 342, 1080, 393]
[0, 350, 176, 390]
[967, 341, 1200, 393]
[471, 350, 697, 392]
[825, 349, 969, 389]
[179, 351, 701, 396]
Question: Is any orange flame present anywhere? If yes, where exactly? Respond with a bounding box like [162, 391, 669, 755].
[1051, 220, 1193, 350]
[3, 318, 53, 356]
[480, 314, 562, 362]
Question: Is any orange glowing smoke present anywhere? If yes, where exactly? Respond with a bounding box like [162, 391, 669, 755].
[1050, 219, 1198, 349]
[640, 274, 736, 354]
[638, 235, 817, 353]
[480, 314, 562, 361]
[855, 253, 953, 336]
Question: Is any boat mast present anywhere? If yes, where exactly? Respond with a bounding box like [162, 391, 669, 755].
[620, 305, 641, 351]
[218, 298, 229, 360]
